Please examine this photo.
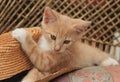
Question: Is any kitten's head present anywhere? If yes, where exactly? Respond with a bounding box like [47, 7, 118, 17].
[41, 7, 91, 53]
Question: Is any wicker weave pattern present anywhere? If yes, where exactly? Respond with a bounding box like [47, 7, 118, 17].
[0, 0, 120, 44]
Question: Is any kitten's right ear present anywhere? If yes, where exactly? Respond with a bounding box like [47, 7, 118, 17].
[72, 20, 91, 35]
[43, 7, 58, 24]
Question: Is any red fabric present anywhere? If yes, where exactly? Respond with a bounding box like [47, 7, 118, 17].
[104, 66, 120, 82]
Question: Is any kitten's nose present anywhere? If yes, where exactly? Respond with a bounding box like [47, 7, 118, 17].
[54, 45, 60, 51]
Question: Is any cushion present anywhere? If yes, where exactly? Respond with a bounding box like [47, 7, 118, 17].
[52, 65, 120, 82]
[52, 66, 113, 82]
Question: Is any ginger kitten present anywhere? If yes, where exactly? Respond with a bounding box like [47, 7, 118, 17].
[12, 7, 119, 82]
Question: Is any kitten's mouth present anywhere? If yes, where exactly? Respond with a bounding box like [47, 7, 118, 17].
[53, 49, 63, 54]
[54, 50, 61, 53]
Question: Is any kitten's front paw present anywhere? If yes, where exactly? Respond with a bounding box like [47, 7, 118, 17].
[12, 28, 27, 43]
[101, 57, 119, 66]
[21, 80, 32, 82]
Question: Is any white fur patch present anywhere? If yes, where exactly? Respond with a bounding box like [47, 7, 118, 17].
[21, 79, 32, 82]
[101, 57, 119, 66]
[12, 28, 27, 43]
[38, 35, 51, 51]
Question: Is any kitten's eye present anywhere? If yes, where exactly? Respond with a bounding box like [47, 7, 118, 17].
[63, 40, 71, 44]
[51, 35, 56, 40]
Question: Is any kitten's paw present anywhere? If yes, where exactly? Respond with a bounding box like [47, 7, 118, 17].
[21, 80, 32, 82]
[12, 28, 27, 43]
[101, 57, 119, 66]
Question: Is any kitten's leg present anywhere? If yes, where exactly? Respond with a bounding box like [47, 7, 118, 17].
[95, 52, 119, 66]
[100, 57, 119, 66]
[12, 28, 36, 54]
[21, 68, 49, 82]
[12, 28, 58, 72]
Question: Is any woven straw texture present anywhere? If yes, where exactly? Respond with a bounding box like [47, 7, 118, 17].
[0, 0, 120, 81]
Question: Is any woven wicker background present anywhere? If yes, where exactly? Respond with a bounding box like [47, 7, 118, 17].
[0, 0, 120, 55]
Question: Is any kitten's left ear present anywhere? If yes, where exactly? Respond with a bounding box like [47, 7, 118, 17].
[73, 20, 91, 34]
[43, 7, 58, 24]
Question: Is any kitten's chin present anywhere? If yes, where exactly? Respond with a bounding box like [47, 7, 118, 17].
[55, 50, 65, 54]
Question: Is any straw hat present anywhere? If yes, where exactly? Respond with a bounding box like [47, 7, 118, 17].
[0, 27, 41, 80]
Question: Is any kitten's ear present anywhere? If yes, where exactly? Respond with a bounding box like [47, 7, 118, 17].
[43, 7, 58, 24]
[73, 20, 91, 34]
